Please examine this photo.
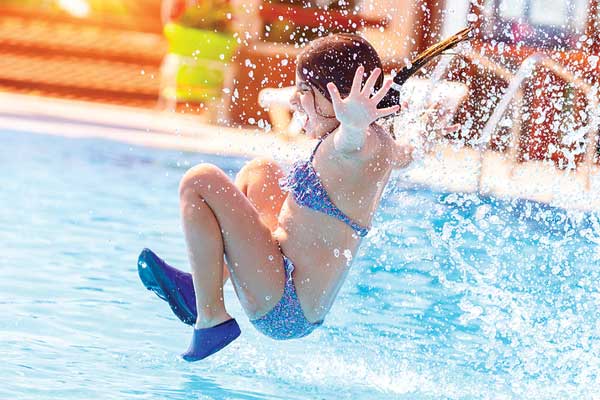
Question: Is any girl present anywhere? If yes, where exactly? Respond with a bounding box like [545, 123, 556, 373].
[138, 33, 458, 361]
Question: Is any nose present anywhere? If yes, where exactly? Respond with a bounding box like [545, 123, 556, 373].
[289, 90, 301, 111]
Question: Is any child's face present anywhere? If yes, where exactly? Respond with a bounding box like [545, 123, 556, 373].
[290, 76, 336, 138]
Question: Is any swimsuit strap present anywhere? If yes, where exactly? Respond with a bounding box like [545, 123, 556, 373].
[308, 130, 334, 163]
[280, 130, 370, 237]
[322, 201, 370, 237]
[306, 131, 370, 237]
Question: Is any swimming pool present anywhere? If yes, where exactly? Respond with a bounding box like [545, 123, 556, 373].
[2, 129, 599, 399]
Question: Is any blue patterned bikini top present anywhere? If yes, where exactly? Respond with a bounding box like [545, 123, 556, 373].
[279, 135, 370, 237]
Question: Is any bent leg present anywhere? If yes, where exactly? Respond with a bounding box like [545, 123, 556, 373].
[221, 157, 286, 283]
[139, 158, 287, 326]
[180, 163, 285, 328]
[235, 157, 287, 232]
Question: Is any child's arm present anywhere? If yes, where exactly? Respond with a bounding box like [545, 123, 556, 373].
[327, 66, 399, 155]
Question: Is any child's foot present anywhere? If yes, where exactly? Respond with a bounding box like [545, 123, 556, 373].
[137, 248, 197, 325]
[182, 319, 241, 362]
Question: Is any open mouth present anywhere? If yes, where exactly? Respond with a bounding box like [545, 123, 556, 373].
[292, 110, 308, 132]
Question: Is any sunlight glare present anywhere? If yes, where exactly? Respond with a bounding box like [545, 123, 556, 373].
[58, 0, 91, 18]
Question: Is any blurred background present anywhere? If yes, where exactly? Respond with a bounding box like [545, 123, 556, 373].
[1, 0, 599, 172]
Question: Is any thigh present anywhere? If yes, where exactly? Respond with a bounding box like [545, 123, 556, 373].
[181, 164, 285, 318]
[235, 157, 287, 232]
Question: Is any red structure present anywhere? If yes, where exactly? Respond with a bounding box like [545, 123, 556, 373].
[450, 0, 600, 167]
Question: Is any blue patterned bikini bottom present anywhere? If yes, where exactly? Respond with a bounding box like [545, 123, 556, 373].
[250, 256, 323, 340]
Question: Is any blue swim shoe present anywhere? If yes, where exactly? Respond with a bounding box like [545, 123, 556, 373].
[182, 318, 241, 362]
[137, 248, 197, 325]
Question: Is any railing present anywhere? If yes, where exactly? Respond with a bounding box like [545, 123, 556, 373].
[435, 47, 599, 190]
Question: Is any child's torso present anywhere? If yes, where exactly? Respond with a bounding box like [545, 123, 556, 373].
[273, 125, 394, 322]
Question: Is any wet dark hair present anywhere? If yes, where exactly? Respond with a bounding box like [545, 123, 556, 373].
[296, 28, 472, 114]
[296, 33, 396, 110]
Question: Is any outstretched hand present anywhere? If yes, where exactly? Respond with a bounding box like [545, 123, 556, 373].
[327, 66, 400, 132]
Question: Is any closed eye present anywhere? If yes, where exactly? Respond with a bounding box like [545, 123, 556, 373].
[297, 83, 311, 94]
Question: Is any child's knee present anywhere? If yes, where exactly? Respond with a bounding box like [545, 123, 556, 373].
[236, 158, 278, 188]
[244, 158, 282, 182]
[179, 163, 227, 200]
[243, 157, 276, 174]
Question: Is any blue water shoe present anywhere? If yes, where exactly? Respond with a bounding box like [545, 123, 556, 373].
[182, 319, 241, 361]
[138, 248, 197, 325]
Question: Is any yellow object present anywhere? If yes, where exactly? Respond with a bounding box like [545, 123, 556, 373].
[161, 22, 238, 102]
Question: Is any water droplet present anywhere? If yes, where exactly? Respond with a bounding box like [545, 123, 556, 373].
[467, 13, 478, 22]
[343, 249, 352, 260]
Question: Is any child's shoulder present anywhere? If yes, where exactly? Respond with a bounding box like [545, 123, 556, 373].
[369, 121, 396, 154]
[370, 120, 394, 140]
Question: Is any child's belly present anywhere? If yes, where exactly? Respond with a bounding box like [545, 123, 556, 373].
[273, 199, 362, 321]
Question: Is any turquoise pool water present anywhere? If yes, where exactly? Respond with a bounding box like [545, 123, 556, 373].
[2, 129, 599, 399]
